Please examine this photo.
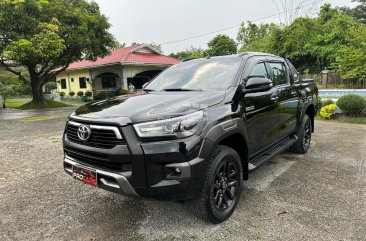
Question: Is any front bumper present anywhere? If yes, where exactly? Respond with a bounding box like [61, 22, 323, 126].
[63, 120, 211, 201]
[64, 157, 139, 197]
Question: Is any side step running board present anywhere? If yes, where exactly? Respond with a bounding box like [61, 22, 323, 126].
[248, 135, 298, 171]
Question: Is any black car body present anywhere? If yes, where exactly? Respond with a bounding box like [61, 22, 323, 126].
[63, 53, 318, 223]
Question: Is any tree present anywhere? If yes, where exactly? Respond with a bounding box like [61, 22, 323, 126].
[0, 0, 116, 103]
[149, 43, 163, 53]
[341, 0, 366, 24]
[271, 17, 321, 73]
[205, 35, 237, 56]
[0, 67, 31, 96]
[237, 21, 280, 53]
[333, 23, 366, 86]
[312, 4, 365, 73]
[169, 46, 205, 60]
[252, 4, 365, 74]
[0, 83, 17, 108]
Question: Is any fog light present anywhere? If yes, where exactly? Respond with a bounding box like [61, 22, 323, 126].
[175, 167, 181, 174]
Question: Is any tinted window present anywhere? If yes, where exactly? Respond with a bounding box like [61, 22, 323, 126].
[269, 62, 287, 86]
[145, 57, 242, 91]
[286, 60, 299, 83]
[60, 79, 67, 89]
[248, 63, 269, 79]
[79, 77, 87, 89]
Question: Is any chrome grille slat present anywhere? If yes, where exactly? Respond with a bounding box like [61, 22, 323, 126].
[66, 121, 125, 149]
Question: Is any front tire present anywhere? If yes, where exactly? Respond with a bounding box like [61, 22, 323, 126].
[290, 114, 312, 154]
[194, 145, 243, 223]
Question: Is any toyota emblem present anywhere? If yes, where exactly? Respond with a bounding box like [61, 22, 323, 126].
[77, 125, 91, 141]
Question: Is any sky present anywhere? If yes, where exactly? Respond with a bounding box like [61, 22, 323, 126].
[93, 0, 357, 54]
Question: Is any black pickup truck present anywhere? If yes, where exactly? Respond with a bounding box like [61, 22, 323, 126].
[63, 53, 318, 223]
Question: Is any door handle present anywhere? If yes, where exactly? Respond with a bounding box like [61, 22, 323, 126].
[271, 95, 279, 101]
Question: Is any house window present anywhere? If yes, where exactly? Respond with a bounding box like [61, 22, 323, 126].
[102, 76, 117, 88]
[60, 79, 67, 89]
[79, 77, 87, 89]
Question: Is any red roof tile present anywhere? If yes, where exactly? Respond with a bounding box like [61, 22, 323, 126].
[65, 44, 179, 71]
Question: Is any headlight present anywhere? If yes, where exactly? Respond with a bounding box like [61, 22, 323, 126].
[134, 111, 204, 138]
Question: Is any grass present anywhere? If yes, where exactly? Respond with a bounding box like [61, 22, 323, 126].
[18, 100, 71, 110]
[316, 113, 366, 125]
[17, 113, 69, 121]
[61, 98, 83, 102]
[4, 99, 29, 108]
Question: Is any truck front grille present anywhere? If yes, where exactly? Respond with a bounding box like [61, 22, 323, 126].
[66, 121, 125, 149]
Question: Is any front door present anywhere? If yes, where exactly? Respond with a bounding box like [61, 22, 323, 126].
[241, 59, 280, 157]
[267, 62, 298, 138]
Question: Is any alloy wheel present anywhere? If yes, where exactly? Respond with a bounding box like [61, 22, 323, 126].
[303, 118, 311, 150]
[212, 159, 240, 211]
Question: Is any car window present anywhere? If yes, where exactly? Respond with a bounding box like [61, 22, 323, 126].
[269, 62, 287, 86]
[248, 63, 269, 79]
[285, 60, 299, 83]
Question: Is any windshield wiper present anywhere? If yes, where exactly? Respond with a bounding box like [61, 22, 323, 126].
[143, 88, 155, 92]
[163, 88, 201, 92]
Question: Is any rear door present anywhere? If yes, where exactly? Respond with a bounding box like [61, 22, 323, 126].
[241, 57, 280, 156]
[267, 61, 298, 138]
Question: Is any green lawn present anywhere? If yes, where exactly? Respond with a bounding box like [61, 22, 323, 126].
[19, 100, 71, 110]
[4, 99, 29, 108]
[61, 98, 83, 103]
[4, 98, 73, 109]
[316, 114, 366, 125]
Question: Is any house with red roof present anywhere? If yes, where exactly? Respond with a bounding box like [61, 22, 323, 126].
[56, 44, 179, 97]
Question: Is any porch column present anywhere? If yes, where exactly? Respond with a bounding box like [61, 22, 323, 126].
[122, 67, 129, 90]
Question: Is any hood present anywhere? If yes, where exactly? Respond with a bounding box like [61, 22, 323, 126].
[72, 91, 226, 124]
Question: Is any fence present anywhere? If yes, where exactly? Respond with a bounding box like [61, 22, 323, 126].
[302, 72, 365, 89]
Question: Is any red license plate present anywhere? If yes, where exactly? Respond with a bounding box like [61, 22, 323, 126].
[72, 165, 97, 187]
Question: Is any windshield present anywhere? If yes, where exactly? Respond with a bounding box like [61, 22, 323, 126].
[145, 57, 242, 91]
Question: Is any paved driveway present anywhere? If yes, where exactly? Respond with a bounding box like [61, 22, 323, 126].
[0, 116, 365, 241]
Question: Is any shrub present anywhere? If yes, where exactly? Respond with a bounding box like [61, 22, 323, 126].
[320, 104, 337, 119]
[69, 91, 75, 97]
[77, 91, 84, 98]
[337, 94, 366, 116]
[121, 89, 129, 95]
[317, 96, 323, 111]
[59, 91, 66, 98]
[85, 91, 92, 97]
[323, 99, 334, 106]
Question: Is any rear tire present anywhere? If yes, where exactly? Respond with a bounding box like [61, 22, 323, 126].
[290, 114, 312, 154]
[193, 145, 243, 223]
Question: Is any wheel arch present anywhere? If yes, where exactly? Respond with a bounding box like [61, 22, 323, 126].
[305, 104, 316, 132]
[218, 133, 249, 180]
[200, 118, 250, 180]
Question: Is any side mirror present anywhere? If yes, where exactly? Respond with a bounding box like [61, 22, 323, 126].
[243, 77, 273, 93]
